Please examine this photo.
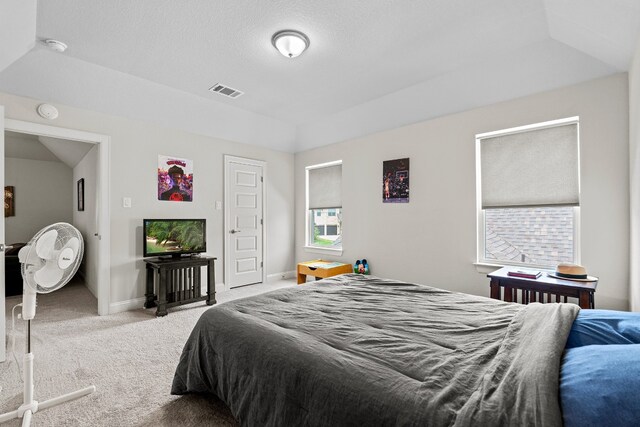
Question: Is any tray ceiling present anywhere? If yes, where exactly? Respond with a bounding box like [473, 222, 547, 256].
[0, 0, 638, 152]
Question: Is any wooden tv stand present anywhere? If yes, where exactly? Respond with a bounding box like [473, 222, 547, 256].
[144, 255, 216, 316]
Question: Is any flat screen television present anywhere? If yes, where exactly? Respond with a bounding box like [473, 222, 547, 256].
[143, 219, 206, 258]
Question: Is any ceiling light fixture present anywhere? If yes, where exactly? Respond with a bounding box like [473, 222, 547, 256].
[271, 30, 310, 58]
[44, 39, 68, 53]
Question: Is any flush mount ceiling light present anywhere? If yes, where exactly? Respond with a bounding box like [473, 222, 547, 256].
[44, 39, 68, 53]
[271, 30, 310, 58]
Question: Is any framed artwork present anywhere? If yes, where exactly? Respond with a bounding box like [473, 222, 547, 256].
[77, 178, 85, 211]
[4, 186, 14, 217]
[158, 155, 193, 202]
[383, 158, 410, 203]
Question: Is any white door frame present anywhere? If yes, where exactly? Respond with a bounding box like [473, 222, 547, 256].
[4, 119, 111, 316]
[224, 155, 267, 289]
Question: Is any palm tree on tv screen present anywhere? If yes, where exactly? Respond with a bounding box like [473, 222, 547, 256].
[147, 221, 204, 251]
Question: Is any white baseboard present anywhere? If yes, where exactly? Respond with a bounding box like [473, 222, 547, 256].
[108, 276, 291, 314]
[110, 282, 224, 314]
[267, 270, 296, 282]
[109, 296, 146, 314]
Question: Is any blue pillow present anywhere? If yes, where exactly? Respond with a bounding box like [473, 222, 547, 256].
[566, 309, 640, 348]
[561, 344, 640, 427]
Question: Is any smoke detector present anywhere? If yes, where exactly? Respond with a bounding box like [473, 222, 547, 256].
[44, 39, 68, 53]
[36, 104, 59, 120]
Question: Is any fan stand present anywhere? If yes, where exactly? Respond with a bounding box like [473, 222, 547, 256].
[0, 320, 96, 426]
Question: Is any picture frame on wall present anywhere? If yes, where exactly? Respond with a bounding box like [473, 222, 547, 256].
[77, 178, 85, 211]
[4, 186, 14, 217]
[383, 158, 410, 203]
[158, 155, 194, 202]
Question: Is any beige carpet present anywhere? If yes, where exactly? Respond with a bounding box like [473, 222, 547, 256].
[0, 277, 296, 426]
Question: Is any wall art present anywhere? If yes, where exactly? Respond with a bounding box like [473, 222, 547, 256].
[158, 155, 193, 202]
[77, 178, 85, 211]
[4, 186, 14, 217]
[383, 158, 410, 203]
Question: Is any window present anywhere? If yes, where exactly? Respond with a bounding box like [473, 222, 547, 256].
[306, 161, 342, 251]
[326, 225, 338, 235]
[310, 208, 342, 245]
[476, 118, 579, 267]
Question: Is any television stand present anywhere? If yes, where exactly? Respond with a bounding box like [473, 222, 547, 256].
[144, 256, 216, 316]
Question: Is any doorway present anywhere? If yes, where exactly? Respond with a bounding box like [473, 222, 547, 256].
[224, 155, 266, 289]
[4, 130, 95, 292]
[1, 119, 110, 364]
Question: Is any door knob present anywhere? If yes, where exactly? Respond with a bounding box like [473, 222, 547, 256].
[229, 229, 241, 234]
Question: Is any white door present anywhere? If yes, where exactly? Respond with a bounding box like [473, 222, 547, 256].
[0, 107, 6, 361]
[225, 156, 264, 288]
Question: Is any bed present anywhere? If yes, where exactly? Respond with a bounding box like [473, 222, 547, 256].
[172, 274, 640, 426]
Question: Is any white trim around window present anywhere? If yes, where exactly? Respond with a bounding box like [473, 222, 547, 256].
[305, 160, 343, 256]
[475, 117, 581, 271]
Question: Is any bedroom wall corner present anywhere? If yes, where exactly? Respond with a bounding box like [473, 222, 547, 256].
[0, 91, 296, 310]
[295, 73, 630, 310]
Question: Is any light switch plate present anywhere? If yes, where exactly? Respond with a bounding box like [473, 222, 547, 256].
[123, 197, 132, 208]
[215, 201, 222, 210]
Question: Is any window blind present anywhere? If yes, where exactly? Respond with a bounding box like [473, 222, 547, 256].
[480, 123, 579, 209]
[308, 164, 342, 209]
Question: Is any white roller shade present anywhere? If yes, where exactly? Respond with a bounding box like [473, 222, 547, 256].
[308, 164, 342, 209]
[480, 123, 579, 209]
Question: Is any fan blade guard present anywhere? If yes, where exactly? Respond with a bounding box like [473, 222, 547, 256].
[35, 229, 58, 260]
[58, 237, 80, 269]
[19, 245, 41, 267]
[33, 261, 65, 290]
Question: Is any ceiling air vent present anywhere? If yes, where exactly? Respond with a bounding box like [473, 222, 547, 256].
[208, 83, 244, 99]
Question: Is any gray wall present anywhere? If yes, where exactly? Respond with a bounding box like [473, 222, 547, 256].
[295, 73, 630, 310]
[0, 91, 295, 309]
[73, 145, 99, 298]
[4, 156, 73, 243]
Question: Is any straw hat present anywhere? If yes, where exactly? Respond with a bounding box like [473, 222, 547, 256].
[548, 263, 598, 282]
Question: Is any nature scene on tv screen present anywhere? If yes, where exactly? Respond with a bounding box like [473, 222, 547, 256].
[145, 220, 205, 253]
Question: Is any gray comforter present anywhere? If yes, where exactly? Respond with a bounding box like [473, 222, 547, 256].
[172, 274, 579, 426]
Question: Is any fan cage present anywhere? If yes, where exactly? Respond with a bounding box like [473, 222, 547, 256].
[21, 222, 84, 293]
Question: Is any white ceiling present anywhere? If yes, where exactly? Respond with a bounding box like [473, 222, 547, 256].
[0, 0, 638, 152]
[0, 0, 36, 71]
[38, 135, 93, 168]
[5, 130, 93, 168]
[5, 131, 60, 162]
